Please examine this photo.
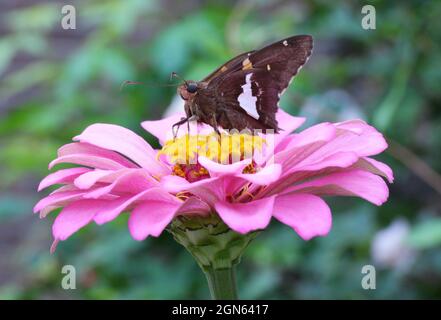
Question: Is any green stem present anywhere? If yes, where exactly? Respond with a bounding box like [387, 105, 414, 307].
[203, 266, 238, 300]
[167, 215, 259, 300]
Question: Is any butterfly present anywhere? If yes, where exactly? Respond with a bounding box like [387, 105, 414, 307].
[173, 35, 313, 135]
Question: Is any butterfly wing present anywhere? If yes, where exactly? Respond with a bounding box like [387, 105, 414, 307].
[205, 35, 313, 131]
[202, 51, 255, 83]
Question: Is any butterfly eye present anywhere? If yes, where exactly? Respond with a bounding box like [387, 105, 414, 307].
[186, 83, 198, 93]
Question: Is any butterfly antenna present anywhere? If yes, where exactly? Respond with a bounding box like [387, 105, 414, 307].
[120, 80, 180, 91]
[170, 72, 188, 86]
[120, 80, 143, 91]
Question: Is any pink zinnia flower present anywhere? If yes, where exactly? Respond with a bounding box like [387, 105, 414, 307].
[34, 110, 392, 251]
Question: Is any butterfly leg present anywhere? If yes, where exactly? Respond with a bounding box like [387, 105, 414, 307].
[187, 114, 199, 135]
[186, 117, 190, 135]
[211, 113, 221, 136]
[172, 117, 189, 140]
[172, 115, 199, 140]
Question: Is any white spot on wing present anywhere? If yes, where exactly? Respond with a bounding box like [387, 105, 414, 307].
[238, 73, 259, 119]
[283, 40, 288, 46]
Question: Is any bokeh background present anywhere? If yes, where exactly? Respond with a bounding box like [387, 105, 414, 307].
[1, 0, 441, 299]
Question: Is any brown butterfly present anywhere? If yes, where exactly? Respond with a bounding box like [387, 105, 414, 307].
[173, 35, 313, 135]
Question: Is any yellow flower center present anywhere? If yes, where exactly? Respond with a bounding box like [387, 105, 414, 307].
[242, 163, 257, 174]
[172, 163, 210, 182]
[158, 133, 265, 184]
[158, 133, 266, 166]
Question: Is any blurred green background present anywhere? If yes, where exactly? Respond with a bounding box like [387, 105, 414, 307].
[1, 0, 441, 299]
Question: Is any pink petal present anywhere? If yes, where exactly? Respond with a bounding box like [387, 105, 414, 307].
[225, 176, 253, 196]
[49, 184, 78, 194]
[74, 123, 169, 175]
[293, 152, 359, 172]
[352, 157, 394, 183]
[256, 110, 305, 165]
[335, 119, 378, 135]
[276, 121, 388, 174]
[38, 168, 89, 191]
[161, 175, 225, 207]
[284, 169, 389, 206]
[215, 196, 275, 234]
[273, 193, 332, 240]
[83, 170, 157, 199]
[275, 109, 305, 136]
[141, 113, 185, 145]
[176, 197, 211, 216]
[142, 113, 220, 145]
[49, 154, 127, 170]
[106, 169, 160, 193]
[40, 205, 59, 218]
[198, 156, 251, 177]
[34, 190, 86, 213]
[236, 163, 282, 185]
[310, 122, 388, 159]
[50, 239, 59, 254]
[74, 169, 114, 189]
[264, 152, 359, 197]
[128, 200, 181, 240]
[58, 143, 137, 168]
[93, 187, 181, 225]
[284, 123, 337, 151]
[160, 175, 190, 193]
[84, 183, 119, 199]
[52, 199, 109, 241]
[275, 123, 336, 169]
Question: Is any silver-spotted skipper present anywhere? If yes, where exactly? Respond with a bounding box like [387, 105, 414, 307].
[173, 35, 313, 134]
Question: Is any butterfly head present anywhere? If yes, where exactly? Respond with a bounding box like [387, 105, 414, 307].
[178, 81, 199, 100]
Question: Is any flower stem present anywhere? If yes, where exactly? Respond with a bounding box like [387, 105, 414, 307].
[203, 266, 238, 300]
[168, 214, 258, 300]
